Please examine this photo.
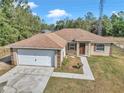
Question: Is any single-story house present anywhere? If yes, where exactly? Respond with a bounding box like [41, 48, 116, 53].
[9, 29, 112, 68]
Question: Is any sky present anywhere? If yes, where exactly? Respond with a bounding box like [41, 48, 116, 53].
[28, 0, 124, 24]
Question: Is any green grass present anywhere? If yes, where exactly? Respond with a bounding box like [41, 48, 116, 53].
[44, 46, 124, 93]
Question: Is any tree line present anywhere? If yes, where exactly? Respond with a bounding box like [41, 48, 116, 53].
[54, 11, 124, 37]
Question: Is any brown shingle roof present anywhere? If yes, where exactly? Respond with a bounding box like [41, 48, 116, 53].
[10, 33, 67, 49]
[54, 29, 112, 43]
[9, 28, 112, 49]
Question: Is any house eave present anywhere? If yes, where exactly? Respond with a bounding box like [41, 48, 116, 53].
[91, 41, 112, 44]
[10, 47, 63, 50]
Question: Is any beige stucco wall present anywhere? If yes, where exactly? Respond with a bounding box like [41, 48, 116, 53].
[85, 43, 89, 56]
[76, 42, 79, 56]
[60, 47, 66, 64]
[90, 43, 111, 56]
[11, 48, 18, 65]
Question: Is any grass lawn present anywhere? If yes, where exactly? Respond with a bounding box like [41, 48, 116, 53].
[54, 56, 83, 74]
[44, 46, 124, 93]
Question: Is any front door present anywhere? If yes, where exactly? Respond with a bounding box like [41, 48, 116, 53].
[80, 43, 85, 55]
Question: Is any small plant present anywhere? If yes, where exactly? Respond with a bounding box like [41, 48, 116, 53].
[76, 63, 83, 69]
[62, 58, 69, 66]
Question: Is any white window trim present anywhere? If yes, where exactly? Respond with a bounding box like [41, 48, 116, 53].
[68, 42, 76, 50]
[95, 44, 105, 52]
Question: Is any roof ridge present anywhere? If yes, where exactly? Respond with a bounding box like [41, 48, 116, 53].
[78, 29, 109, 39]
[53, 32, 67, 41]
[51, 33, 67, 46]
[45, 33, 65, 48]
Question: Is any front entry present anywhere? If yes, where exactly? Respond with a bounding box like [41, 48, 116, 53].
[67, 42, 77, 55]
[80, 43, 85, 55]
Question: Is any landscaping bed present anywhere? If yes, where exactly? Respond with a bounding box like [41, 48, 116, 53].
[54, 56, 83, 74]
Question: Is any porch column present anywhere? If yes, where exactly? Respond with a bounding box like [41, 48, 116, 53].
[88, 42, 91, 57]
[77, 42, 79, 56]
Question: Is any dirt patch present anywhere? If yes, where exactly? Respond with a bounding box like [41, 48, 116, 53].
[0, 62, 13, 75]
[54, 56, 83, 74]
[0, 48, 10, 58]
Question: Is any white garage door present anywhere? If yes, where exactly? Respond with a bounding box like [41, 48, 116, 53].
[17, 49, 55, 66]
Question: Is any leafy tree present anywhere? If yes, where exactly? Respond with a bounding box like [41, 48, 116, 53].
[54, 11, 124, 37]
[111, 11, 124, 36]
[0, 0, 42, 46]
[102, 15, 112, 36]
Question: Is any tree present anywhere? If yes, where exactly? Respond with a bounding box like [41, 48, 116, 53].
[55, 20, 65, 30]
[0, 0, 42, 46]
[102, 15, 112, 36]
[111, 11, 124, 36]
[84, 12, 96, 31]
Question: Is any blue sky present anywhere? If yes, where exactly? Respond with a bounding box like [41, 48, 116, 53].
[28, 0, 124, 24]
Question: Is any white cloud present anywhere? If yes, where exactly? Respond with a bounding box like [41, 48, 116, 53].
[112, 11, 119, 17]
[47, 9, 70, 18]
[32, 12, 37, 16]
[28, 2, 38, 9]
[112, 11, 116, 14]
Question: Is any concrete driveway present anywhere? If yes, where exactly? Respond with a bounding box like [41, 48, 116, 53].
[0, 66, 54, 93]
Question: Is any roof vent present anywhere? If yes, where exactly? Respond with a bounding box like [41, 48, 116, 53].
[41, 30, 51, 33]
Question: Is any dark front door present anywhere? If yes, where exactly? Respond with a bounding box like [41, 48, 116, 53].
[80, 43, 85, 55]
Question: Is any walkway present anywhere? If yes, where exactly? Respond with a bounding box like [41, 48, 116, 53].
[52, 56, 95, 80]
[80, 56, 95, 80]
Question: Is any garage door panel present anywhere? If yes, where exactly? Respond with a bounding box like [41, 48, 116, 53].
[17, 49, 55, 66]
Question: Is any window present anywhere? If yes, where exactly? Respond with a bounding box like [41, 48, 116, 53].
[95, 44, 105, 52]
[68, 42, 76, 50]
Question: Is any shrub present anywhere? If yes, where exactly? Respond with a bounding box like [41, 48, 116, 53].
[62, 58, 69, 66]
[76, 63, 83, 69]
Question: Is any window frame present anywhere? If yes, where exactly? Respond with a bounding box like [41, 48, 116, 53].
[68, 42, 76, 50]
[95, 44, 105, 52]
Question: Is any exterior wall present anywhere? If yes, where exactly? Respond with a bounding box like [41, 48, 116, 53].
[56, 50, 61, 67]
[85, 43, 89, 56]
[67, 42, 111, 57]
[60, 47, 66, 64]
[62, 47, 66, 57]
[11, 48, 18, 65]
[90, 43, 111, 56]
[54, 53, 57, 68]
[76, 42, 79, 56]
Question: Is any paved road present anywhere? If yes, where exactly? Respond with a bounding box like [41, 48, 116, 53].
[0, 66, 54, 93]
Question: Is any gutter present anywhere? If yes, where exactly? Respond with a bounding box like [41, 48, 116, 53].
[9, 47, 63, 50]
